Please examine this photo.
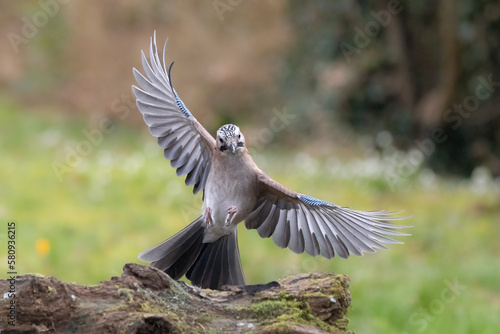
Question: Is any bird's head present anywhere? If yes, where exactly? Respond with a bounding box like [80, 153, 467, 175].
[216, 124, 245, 155]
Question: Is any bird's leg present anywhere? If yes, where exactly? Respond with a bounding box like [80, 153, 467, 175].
[225, 206, 238, 226]
[204, 207, 214, 227]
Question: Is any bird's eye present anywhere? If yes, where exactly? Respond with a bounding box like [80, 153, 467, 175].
[238, 134, 241, 139]
[219, 137, 223, 143]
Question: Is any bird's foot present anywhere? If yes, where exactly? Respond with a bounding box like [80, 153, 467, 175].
[204, 207, 214, 227]
[225, 206, 238, 226]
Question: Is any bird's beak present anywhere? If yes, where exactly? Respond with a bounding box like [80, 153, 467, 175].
[229, 143, 236, 154]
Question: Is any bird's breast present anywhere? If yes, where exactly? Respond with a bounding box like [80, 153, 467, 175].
[202, 153, 259, 239]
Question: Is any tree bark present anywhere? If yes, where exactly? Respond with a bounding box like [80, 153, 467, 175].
[0, 263, 352, 333]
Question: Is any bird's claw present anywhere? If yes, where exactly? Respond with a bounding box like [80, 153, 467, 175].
[225, 206, 238, 226]
[204, 207, 214, 227]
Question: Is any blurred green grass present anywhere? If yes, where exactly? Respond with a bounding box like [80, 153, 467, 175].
[1, 100, 499, 333]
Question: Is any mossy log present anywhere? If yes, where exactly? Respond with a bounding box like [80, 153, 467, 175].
[0, 263, 352, 333]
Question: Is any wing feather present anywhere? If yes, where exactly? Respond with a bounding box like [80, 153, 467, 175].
[296, 204, 318, 257]
[244, 171, 410, 259]
[330, 212, 387, 250]
[317, 208, 358, 258]
[272, 200, 291, 248]
[132, 33, 216, 194]
[184, 156, 204, 186]
[257, 202, 279, 238]
[196, 159, 212, 193]
[319, 208, 367, 255]
[176, 148, 201, 177]
[170, 135, 198, 169]
[339, 209, 408, 240]
[244, 198, 267, 229]
[305, 209, 329, 257]
[312, 210, 339, 258]
[133, 69, 170, 102]
[287, 207, 304, 254]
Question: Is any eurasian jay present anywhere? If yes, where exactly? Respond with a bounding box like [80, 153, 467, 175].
[132, 33, 409, 290]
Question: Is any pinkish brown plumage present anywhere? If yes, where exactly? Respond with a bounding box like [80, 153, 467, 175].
[132, 33, 410, 290]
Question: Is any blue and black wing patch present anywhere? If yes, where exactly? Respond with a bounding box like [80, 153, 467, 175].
[298, 195, 336, 207]
[166, 61, 193, 119]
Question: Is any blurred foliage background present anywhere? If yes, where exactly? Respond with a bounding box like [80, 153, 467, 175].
[0, 1, 499, 333]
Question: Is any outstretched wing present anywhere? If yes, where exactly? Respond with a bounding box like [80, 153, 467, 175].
[132, 32, 216, 194]
[245, 172, 410, 259]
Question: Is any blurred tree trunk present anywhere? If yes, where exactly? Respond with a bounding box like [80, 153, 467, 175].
[414, 0, 459, 137]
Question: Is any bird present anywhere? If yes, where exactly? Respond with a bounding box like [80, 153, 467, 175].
[132, 33, 410, 290]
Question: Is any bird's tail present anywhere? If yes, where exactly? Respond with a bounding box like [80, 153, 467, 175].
[138, 216, 245, 290]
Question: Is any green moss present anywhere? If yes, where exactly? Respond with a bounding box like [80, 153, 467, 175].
[139, 301, 167, 315]
[119, 316, 145, 334]
[46, 285, 56, 297]
[277, 291, 296, 301]
[334, 317, 350, 331]
[25, 273, 49, 278]
[117, 288, 135, 302]
[103, 301, 131, 313]
[260, 300, 334, 333]
[251, 299, 296, 320]
[243, 296, 334, 332]
[150, 280, 193, 313]
[197, 311, 216, 324]
[302, 291, 328, 299]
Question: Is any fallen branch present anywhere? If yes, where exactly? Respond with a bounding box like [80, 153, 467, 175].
[0, 263, 352, 333]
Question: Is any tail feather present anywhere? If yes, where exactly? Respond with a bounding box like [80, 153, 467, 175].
[139, 217, 204, 262]
[138, 216, 245, 289]
[186, 230, 245, 290]
[187, 236, 224, 288]
[227, 230, 245, 285]
[156, 232, 205, 280]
